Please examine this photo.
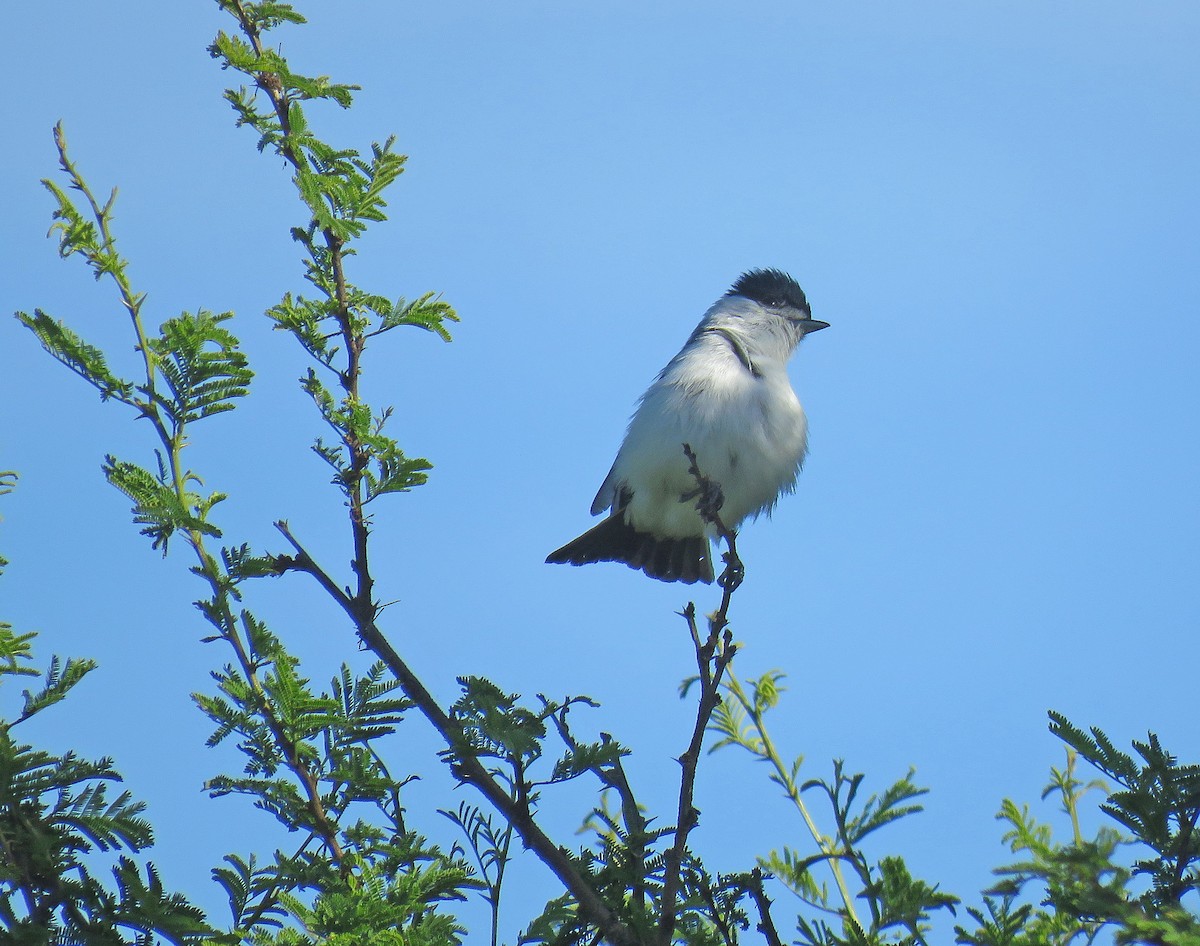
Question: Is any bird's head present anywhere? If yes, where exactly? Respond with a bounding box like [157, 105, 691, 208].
[727, 268, 829, 336]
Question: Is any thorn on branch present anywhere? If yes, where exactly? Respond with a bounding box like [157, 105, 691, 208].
[257, 72, 284, 97]
[268, 552, 305, 575]
[747, 867, 785, 946]
[717, 630, 738, 674]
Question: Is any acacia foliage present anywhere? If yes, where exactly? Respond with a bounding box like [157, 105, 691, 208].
[5, 3, 1198, 945]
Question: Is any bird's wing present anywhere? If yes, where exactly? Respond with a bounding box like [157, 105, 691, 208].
[590, 464, 622, 516]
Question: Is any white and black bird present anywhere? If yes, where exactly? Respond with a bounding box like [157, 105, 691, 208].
[547, 268, 828, 583]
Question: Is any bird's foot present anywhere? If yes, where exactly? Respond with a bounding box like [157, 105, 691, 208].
[680, 443, 726, 522]
[718, 546, 744, 592]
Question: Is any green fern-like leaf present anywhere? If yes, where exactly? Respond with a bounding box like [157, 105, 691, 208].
[330, 662, 410, 744]
[267, 292, 338, 365]
[212, 852, 289, 930]
[377, 291, 459, 341]
[54, 784, 153, 853]
[104, 454, 222, 551]
[862, 855, 959, 937]
[451, 677, 547, 764]
[147, 309, 252, 428]
[19, 653, 97, 722]
[759, 847, 833, 909]
[0, 620, 38, 679]
[16, 309, 136, 403]
[953, 894, 1036, 946]
[108, 857, 212, 942]
[844, 768, 928, 846]
[549, 741, 625, 785]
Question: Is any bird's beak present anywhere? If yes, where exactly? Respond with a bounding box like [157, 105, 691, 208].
[802, 318, 830, 333]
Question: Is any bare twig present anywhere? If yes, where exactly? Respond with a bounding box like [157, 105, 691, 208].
[605, 748, 652, 913]
[658, 444, 743, 945]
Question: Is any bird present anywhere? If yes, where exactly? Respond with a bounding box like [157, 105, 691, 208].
[546, 268, 828, 584]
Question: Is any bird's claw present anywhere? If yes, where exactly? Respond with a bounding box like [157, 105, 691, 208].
[718, 550, 744, 591]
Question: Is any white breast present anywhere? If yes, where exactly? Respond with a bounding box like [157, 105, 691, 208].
[599, 333, 808, 538]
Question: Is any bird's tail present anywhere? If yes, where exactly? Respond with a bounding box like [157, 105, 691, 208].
[546, 515, 714, 584]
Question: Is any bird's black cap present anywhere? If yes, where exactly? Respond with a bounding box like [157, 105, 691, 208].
[727, 268, 809, 313]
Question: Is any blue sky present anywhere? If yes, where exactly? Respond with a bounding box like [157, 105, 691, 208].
[3, 0, 1198, 939]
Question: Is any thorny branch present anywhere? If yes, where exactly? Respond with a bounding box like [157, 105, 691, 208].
[226, 0, 377, 637]
[275, 439, 748, 946]
[272, 522, 641, 946]
[747, 867, 785, 946]
[543, 701, 654, 915]
[605, 747, 653, 913]
[659, 443, 743, 945]
[696, 872, 738, 946]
